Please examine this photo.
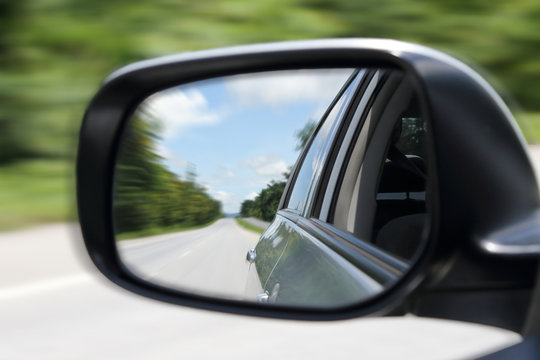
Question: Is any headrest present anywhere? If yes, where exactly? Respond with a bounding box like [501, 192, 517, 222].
[378, 155, 426, 193]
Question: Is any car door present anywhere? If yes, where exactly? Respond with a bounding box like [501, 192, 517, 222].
[248, 67, 426, 307]
[246, 69, 369, 305]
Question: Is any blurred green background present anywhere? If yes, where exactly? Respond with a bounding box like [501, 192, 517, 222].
[1, 0, 539, 230]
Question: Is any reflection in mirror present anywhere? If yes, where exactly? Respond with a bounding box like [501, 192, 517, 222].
[113, 68, 430, 309]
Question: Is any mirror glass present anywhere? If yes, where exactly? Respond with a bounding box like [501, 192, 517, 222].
[113, 68, 429, 309]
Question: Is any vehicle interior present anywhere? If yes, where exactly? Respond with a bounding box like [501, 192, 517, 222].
[373, 95, 427, 260]
[330, 72, 427, 261]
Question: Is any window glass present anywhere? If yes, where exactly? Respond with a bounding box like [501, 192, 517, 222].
[318, 72, 381, 221]
[286, 71, 363, 214]
[330, 73, 428, 261]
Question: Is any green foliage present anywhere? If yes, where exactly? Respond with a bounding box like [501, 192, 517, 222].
[239, 181, 286, 222]
[1, 0, 539, 165]
[240, 200, 255, 217]
[295, 121, 317, 150]
[114, 114, 222, 236]
[295, 120, 317, 151]
[234, 217, 265, 235]
[0, 159, 73, 230]
[2, 0, 540, 228]
[517, 113, 540, 143]
[116, 217, 221, 240]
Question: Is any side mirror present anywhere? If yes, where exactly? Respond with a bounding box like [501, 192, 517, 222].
[77, 39, 540, 333]
[246, 249, 256, 264]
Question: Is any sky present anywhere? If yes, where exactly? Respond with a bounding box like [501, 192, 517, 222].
[136, 69, 354, 214]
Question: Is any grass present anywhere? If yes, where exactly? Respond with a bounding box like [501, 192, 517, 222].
[516, 112, 540, 144]
[235, 217, 265, 235]
[116, 216, 222, 240]
[0, 159, 74, 230]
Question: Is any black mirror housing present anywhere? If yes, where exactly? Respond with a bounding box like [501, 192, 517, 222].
[77, 39, 539, 332]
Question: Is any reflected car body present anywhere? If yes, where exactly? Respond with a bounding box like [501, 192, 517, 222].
[248, 68, 428, 307]
[250, 216, 387, 306]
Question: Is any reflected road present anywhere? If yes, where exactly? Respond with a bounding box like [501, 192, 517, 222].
[118, 218, 263, 300]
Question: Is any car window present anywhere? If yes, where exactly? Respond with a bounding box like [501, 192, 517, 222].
[285, 70, 365, 215]
[318, 70, 383, 221]
[325, 71, 428, 260]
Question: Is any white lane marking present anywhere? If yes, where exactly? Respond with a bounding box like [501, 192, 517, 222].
[0, 274, 93, 301]
[143, 249, 195, 280]
[179, 250, 192, 258]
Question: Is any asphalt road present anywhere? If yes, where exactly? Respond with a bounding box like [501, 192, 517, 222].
[4, 146, 540, 359]
[117, 218, 263, 301]
[0, 223, 520, 360]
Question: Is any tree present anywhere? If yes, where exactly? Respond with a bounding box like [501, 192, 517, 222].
[295, 120, 317, 151]
[240, 200, 254, 217]
[114, 113, 222, 235]
[239, 180, 286, 222]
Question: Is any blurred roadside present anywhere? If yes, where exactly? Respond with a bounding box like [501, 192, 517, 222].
[2, 0, 539, 230]
[0, 218, 522, 359]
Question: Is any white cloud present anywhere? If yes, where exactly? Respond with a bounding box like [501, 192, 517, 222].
[225, 69, 353, 108]
[242, 154, 288, 177]
[140, 88, 222, 140]
[244, 192, 258, 201]
[213, 190, 232, 203]
[203, 185, 238, 214]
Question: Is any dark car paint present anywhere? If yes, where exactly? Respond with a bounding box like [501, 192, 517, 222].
[251, 213, 385, 308]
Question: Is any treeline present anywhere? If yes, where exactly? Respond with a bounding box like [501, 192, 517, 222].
[114, 114, 221, 236]
[3, 0, 540, 166]
[240, 180, 286, 222]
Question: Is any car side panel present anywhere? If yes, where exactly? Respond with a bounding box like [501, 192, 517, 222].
[254, 213, 383, 308]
